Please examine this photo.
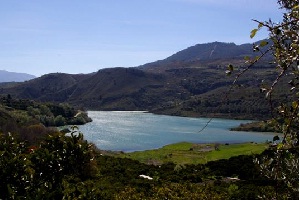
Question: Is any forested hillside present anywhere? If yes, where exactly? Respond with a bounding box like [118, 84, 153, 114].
[0, 0, 298, 198]
[0, 41, 285, 120]
[0, 95, 91, 144]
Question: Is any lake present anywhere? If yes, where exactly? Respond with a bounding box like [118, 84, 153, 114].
[79, 111, 274, 152]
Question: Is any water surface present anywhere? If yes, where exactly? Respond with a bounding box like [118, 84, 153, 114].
[79, 111, 274, 152]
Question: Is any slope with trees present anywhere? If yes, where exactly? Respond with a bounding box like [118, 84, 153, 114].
[0, 0, 298, 199]
[0, 41, 286, 120]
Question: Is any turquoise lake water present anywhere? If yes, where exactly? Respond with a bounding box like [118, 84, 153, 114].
[79, 111, 275, 152]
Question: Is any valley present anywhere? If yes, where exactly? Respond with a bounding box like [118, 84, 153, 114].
[0, 41, 286, 120]
[0, 40, 297, 199]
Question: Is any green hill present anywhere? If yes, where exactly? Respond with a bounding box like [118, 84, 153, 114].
[0, 41, 286, 120]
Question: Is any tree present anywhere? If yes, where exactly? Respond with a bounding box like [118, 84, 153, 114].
[0, 129, 98, 199]
[229, 0, 298, 198]
[54, 115, 66, 126]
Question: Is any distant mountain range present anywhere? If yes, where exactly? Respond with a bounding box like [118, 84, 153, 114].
[0, 41, 284, 120]
[0, 70, 36, 83]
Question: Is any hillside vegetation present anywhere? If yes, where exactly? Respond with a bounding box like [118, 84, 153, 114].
[0, 0, 298, 197]
[0, 96, 288, 199]
[0, 95, 91, 145]
[0, 41, 287, 120]
[1, 130, 295, 199]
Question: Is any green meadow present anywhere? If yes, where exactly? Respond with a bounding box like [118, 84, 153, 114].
[117, 142, 268, 165]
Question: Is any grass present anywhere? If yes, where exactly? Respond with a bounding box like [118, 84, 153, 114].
[116, 142, 268, 165]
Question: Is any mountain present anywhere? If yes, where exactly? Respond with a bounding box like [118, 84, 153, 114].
[139, 40, 272, 71]
[160, 42, 253, 62]
[0, 70, 36, 83]
[0, 41, 284, 120]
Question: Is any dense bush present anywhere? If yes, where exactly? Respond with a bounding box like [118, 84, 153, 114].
[1, 129, 296, 199]
[0, 130, 98, 199]
[0, 95, 92, 128]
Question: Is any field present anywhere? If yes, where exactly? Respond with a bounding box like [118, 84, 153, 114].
[116, 142, 268, 165]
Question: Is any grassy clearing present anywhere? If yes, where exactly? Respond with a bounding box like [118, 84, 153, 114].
[117, 142, 268, 165]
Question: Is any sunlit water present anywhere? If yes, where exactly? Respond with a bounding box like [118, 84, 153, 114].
[78, 111, 275, 152]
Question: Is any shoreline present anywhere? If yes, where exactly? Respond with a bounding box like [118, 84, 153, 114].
[82, 111, 276, 153]
[86, 110, 278, 134]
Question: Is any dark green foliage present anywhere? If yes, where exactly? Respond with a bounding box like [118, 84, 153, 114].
[231, 120, 281, 132]
[0, 96, 92, 146]
[0, 95, 91, 128]
[1, 130, 297, 199]
[0, 133, 32, 199]
[0, 1, 297, 198]
[0, 131, 98, 199]
[95, 152, 292, 199]
[246, 1, 299, 198]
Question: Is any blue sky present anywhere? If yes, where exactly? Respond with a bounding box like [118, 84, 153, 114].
[0, 0, 282, 77]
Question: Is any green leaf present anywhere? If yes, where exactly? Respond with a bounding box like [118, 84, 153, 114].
[292, 5, 299, 10]
[277, 143, 283, 150]
[292, 101, 298, 109]
[258, 22, 264, 29]
[227, 64, 234, 71]
[259, 41, 268, 47]
[226, 65, 234, 76]
[250, 29, 258, 38]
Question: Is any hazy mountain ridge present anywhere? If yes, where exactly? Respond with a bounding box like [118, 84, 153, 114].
[0, 70, 36, 83]
[0, 41, 281, 119]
